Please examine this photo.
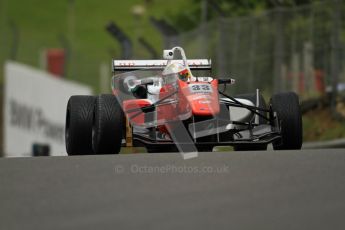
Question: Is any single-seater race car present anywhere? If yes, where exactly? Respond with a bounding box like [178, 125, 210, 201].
[65, 47, 302, 158]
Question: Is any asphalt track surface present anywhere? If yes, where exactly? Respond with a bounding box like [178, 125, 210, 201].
[1, 149, 345, 230]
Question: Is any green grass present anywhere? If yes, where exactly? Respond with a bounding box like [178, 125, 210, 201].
[303, 107, 345, 141]
[0, 0, 191, 90]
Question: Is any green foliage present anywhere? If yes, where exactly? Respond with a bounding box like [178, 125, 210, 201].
[164, 0, 335, 32]
[0, 0, 187, 90]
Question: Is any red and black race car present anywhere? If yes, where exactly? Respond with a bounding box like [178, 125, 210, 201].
[66, 47, 302, 158]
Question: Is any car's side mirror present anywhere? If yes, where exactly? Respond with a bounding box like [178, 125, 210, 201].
[218, 78, 236, 85]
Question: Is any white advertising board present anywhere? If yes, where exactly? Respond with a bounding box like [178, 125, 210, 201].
[3, 61, 93, 157]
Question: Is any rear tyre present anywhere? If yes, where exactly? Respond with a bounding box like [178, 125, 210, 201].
[233, 93, 268, 151]
[65, 96, 95, 155]
[270, 92, 302, 150]
[92, 94, 124, 154]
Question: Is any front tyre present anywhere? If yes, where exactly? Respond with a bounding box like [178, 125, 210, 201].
[65, 96, 95, 155]
[92, 94, 124, 154]
[270, 92, 303, 150]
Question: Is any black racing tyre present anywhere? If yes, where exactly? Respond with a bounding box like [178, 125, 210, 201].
[65, 95, 95, 155]
[92, 94, 124, 154]
[233, 93, 268, 151]
[270, 92, 302, 150]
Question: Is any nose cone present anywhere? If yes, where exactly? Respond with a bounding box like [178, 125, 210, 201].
[189, 96, 219, 116]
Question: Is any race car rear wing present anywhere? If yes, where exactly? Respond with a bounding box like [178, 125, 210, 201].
[112, 59, 212, 73]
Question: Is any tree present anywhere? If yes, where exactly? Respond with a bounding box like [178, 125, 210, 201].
[166, 0, 317, 32]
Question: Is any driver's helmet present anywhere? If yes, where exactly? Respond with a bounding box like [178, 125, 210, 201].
[162, 63, 191, 82]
